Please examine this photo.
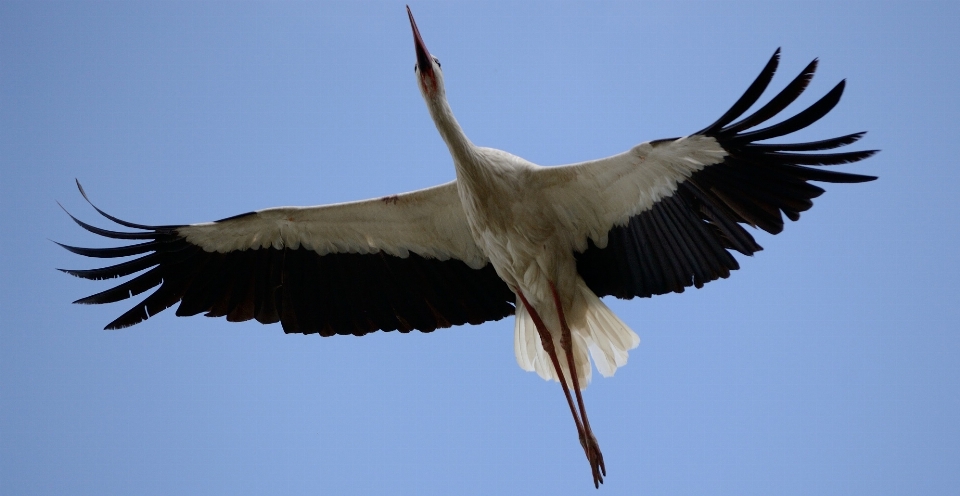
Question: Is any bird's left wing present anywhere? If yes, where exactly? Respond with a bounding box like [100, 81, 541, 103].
[59, 180, 515, 334]
[536, 49, 877, 299]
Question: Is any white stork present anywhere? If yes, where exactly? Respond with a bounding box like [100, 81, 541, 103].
[58, 7, 877, 487]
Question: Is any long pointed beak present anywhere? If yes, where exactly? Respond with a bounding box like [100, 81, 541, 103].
[407, 6, 434, 78]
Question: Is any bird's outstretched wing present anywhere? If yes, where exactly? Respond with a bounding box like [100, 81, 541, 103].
[58, 180, 515, 333]
[538, 49, 877, 299]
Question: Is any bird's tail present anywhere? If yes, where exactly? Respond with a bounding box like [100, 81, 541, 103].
[514, 281, 640, 390]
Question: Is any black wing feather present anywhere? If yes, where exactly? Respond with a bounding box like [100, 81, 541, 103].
[747, 131, 865, 152]
[698, 48, 781, 135]
[721, 58, 818, 135]
[579, 51, 877, 299]
[730, 80, 847, 144]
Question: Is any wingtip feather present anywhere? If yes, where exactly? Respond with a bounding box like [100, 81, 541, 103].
[74, 180, 169, 231]
[697, 48, 782, 135]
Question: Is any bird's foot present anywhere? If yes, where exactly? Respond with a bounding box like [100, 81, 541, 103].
[579, 429, 606, 487]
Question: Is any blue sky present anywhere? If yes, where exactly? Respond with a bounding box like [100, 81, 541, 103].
[2, 1, 958, 494]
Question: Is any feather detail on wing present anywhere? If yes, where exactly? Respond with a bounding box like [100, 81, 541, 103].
[178, 181, 488, 268]
[58, 180, 515, 333]
[540, 48, 877, 299]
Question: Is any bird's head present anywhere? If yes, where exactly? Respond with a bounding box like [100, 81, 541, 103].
[407, 6, 444, 102]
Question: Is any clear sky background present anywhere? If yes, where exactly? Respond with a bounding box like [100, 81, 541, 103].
[2, 1, 958, 494]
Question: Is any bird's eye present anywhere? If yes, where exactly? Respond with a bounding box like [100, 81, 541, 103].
[413, 63, 418, 73]
[433, 57, 441, 68]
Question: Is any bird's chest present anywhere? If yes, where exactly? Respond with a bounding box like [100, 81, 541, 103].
[456, 166, 564, 290]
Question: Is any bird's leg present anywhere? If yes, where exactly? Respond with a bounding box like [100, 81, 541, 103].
[549, 282, 606, 488]
[516, 291, 587, 448]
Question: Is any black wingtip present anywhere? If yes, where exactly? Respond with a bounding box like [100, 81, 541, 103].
[839, 172, 878, 183]
[104, 306, 147, 330]
[52, 240, 89, 256]
[74, 180, 169, 231]
[75, 178, 87, 201]
[770, 47, 782, 63]
[858, 149, 881, 162]
[731, 78, 847, 144]
[746, 132, 868, 153]
[58, 203, 157, 240]
[719, 57, 819, 136]
[697, 48, 782, 136]
[73, 294, 98, 305]
[52, 239, 160, 259]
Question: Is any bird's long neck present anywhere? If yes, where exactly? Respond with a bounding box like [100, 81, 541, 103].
[426, 96, 483, 181]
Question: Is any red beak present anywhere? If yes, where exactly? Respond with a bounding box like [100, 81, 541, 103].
[407, 6, 434, 78]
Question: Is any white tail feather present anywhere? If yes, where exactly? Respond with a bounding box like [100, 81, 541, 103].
[514, 281, 640, 390]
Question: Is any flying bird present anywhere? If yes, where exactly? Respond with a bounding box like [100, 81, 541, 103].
[58, 7, 877, 488]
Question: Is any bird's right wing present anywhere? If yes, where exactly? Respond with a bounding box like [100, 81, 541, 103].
[59, 180, 515, 334]
[536, 49, 877, 299]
